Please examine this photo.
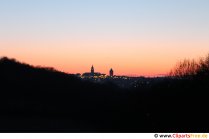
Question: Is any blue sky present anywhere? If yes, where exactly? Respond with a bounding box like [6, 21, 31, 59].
[1, 0, 208, 41]
[0, 0, 209, 76]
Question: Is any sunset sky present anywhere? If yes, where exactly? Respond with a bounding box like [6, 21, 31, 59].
[0, 0, 209, 76]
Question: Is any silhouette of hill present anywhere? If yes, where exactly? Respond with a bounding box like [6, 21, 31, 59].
[0, 57, 209, 133]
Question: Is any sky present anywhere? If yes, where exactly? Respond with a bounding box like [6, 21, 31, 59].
[0, 0, 209, 76]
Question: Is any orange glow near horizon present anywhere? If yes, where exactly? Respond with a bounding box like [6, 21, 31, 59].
[1, 0, 209, 77]
[1, 39, 209, 77]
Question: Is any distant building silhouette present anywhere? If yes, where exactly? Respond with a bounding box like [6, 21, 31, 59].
[82, 65, 106, 78]
[91, 65, 94, 75]
[110, 68, 114, 76]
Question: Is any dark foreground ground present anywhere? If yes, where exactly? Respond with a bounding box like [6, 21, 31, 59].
[0, 57, 209, 132]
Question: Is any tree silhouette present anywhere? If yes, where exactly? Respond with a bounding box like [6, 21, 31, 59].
[0, 56, 209, 133]
[169, 59, 199, 78]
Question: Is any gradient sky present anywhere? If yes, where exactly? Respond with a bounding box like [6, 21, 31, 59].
[0, 0, 209, 76]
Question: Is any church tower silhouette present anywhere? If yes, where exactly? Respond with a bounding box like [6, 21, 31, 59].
[91, 65, 94, 75]
[109, 68, 114, 76]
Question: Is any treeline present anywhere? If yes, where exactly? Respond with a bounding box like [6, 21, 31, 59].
[169, 54, 209, 79]
[0, 55, 209, 133]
